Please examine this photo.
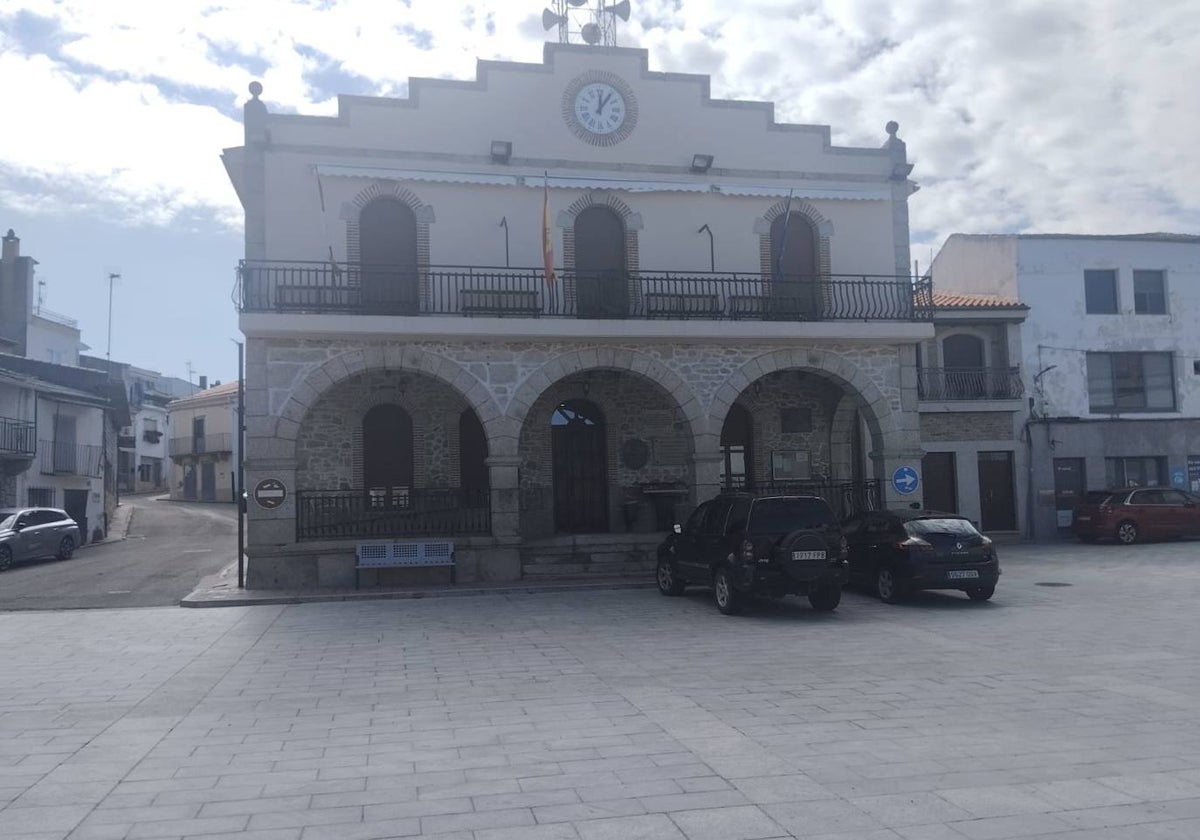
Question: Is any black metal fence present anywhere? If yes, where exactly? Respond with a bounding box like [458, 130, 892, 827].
[295, 488, 492, 541]
[918, 367, 1024, 401]
[38, 441, 103, 477]
[0, 417, 35, 456]
[239, 260, 934, 323]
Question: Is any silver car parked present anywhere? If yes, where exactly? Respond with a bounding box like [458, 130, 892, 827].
[0, 507, 82, 571]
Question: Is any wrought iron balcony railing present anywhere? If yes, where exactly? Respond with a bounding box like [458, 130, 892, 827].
[39, 441, 103, 477]
[169, 433, 233, 457]
[918, 367, 1024, 401]
[238, 261, 934, 323]
[0, 417, 36, 457]
[296, 488, 492, 541]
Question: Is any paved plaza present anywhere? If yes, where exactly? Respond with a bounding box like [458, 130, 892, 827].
[4, 541, 1200, 839]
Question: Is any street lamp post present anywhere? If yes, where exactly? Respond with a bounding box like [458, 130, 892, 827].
[106, 273, 120, 363]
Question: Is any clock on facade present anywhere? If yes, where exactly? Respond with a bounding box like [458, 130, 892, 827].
[562, 71, 638, 146]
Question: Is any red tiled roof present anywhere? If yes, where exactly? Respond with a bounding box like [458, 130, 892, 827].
[932, 291, 1026, 309]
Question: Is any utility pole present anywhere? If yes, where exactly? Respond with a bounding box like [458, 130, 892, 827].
[106, 273, 120, 364]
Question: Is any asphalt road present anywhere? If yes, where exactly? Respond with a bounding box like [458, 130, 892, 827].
[0, 497, 238, 610]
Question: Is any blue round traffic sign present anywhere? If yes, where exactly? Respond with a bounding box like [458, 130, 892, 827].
[892, 466, 919, 495]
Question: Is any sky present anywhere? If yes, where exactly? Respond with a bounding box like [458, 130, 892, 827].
[1, 0, 1197, 383]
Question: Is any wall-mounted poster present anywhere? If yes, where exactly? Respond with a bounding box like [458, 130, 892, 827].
[771, 450, 811, 481]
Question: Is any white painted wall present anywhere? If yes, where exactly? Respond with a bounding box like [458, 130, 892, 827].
[1013, 238, 1200, 419]
[17, 393, 107, 532]
[25, 316, 81, 366]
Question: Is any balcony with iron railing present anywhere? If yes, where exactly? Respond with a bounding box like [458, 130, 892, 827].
[169, 433, 233, 458]
[918, 367, 1025, 402]
[238, 261, 935, 323]
[0, 417, 36, 459]
[39, 440, 104, 477]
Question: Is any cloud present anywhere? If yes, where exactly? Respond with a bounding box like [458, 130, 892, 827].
[0, 0, 1196, 248]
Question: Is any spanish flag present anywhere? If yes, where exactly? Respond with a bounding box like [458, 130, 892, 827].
[542, 171, 556, 287]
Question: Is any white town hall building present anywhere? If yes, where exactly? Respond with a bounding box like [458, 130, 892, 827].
[223, 39, 933, 588]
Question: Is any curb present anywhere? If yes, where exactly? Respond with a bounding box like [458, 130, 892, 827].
[180, 570, 656, 609]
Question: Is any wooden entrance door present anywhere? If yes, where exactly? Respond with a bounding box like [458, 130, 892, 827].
[574, 206, 627, 318]
[363, 404, 414, 508]
[922, 452, 958, 513]
[200, 461, 216, 502]
[551, 400, 608, 532]
[978, 451, 1016, 531]
[769, 212, 818, 319]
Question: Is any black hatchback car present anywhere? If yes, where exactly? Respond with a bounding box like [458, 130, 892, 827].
[656, 493, 849, 615]
[842, 509, 1000, 603]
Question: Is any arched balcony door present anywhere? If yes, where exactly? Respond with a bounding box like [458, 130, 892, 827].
[363, 404, 414, 508]
[359, 197, 419, 314]
[769, 213, 819, 319]
[574, 206, 627, 319]
[551, 399, 608, 532]
[720, 403, 754, 491]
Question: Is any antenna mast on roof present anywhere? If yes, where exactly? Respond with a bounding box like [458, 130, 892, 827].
[542, 0, 631, 47]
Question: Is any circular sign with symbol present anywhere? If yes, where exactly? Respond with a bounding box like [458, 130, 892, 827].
[892, 466, 919, 495]
[253, 478, 288, 510]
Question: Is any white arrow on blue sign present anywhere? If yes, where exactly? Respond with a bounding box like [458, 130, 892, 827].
[892, 465, 919, 495]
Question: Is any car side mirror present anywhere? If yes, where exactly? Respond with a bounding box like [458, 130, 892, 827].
[12, 522, 25, 531]
[673, 523, 682, 534]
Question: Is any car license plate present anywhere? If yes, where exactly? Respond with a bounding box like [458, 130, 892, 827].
[1076, 516, 1090, 522]
[792, 550, 826, 561]
[946, 569, 979, 580]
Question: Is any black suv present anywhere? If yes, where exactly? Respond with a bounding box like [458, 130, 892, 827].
[656, 493, 849, 615]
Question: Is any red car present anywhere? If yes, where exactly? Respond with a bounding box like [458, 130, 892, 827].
[1072, 488, 1200, 544]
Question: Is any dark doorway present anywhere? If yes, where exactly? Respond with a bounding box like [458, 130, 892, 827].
[192, 416, 206, 454]
[978, 450, 1017, 531]
[769, 212, 818, 319]
[359, 197, 419, 314]
[922, 452, 958, 513]
[200, 461, 216, 502]
[574, 206, 627, 318]
[459, 409, 489, 499]
[1053, 458, 1085, 531]
[943, 334, 987, 398]
[363, 404, 414, 508]
[551, 400, 608, 532]
[720, 403, 754, 491]
[63, 488, 88, 544]
[183, 465, 197, 501]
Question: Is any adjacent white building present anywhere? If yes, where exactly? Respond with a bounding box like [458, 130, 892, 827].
[931, 233, 1200, 538]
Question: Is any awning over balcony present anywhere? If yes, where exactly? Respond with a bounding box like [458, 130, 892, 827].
[312, 164, 892, 202]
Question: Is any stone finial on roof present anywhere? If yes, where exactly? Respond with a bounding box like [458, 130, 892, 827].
[244, 80, 268, 144]
[884, 120, 912, 181]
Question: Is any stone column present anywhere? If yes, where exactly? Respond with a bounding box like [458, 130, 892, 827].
[691, 450, 724, 507]
[481, 454, 522, 582]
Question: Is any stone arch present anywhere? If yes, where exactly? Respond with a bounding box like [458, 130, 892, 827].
[756, 198, 832, 279]
[709, 348, 894, 457]
[559, 192, 643, 314]
[275, 347, 512, 463]
[507, 348, 706, 450]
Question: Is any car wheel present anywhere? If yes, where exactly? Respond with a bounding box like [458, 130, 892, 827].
[57, 535, 75, 561]
[0, 545, 11, 572]
[808, 585, 841, 612]
[875, 566, 907, 604]
[656, 558, 686, 596]
[967, 586, 995, 602]
[1115, 520, 1139, 545]
[712, 566, 742, 615]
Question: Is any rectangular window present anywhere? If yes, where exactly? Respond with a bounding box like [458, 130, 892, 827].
[1086, 352, 1175, 412]
[1084, 269, 1118, 314]
[27, 487, 55, 506]
[1133, 270, 1166, 314]
[1105, 457, 1166, 488]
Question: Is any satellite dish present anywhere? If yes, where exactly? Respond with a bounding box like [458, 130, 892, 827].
[542, 8, 567, 29]
[581, 22, 601, 43]
[604, 0, 631, 21]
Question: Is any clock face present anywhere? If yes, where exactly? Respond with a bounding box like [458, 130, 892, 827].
[562, 72, 638, 146]
[573, 83, 626, 136]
